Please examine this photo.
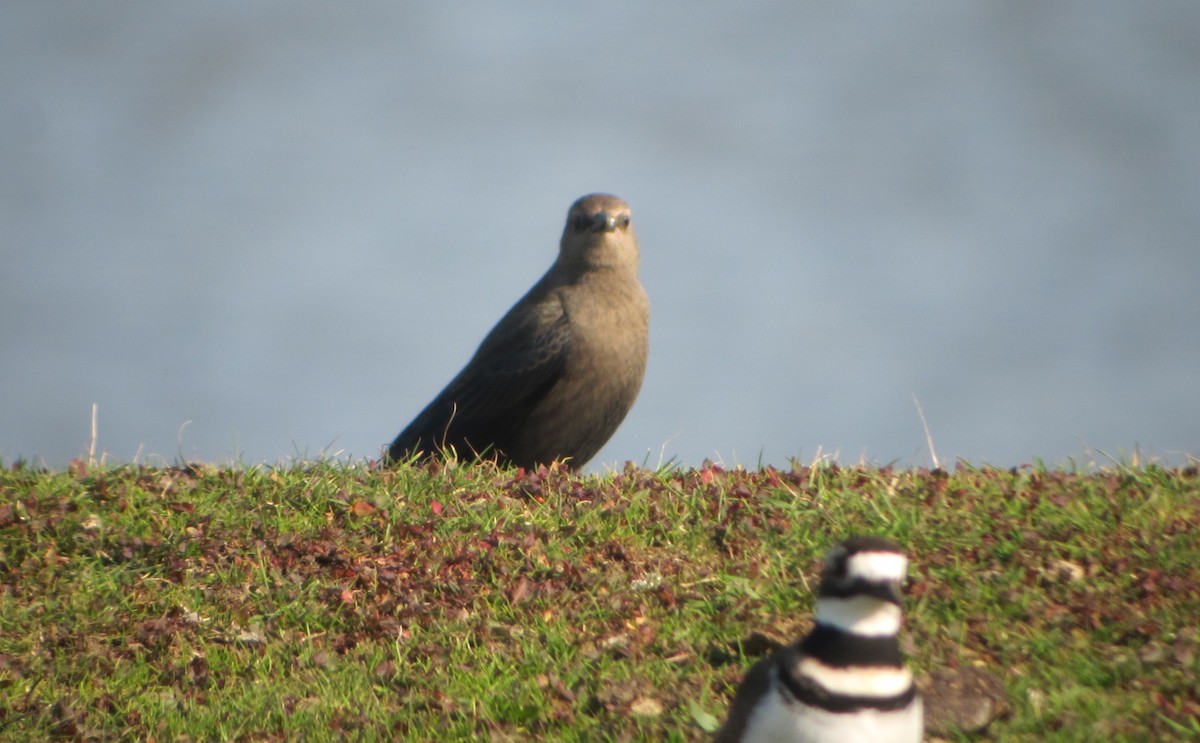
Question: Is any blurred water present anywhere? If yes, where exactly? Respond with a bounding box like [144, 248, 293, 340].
[2, 2, 1197, 470]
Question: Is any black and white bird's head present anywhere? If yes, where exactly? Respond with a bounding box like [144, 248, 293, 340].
[815, 536, 909, 637]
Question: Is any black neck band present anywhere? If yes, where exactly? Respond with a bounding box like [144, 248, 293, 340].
[799, 624, 904, 668]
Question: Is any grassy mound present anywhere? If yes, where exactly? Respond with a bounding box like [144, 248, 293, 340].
[1, 460, 1197, 740]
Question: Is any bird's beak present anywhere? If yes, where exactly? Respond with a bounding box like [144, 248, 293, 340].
[883, 580, 903, 604]
[590, 212, 618, 232]
[860, 579, 904, 603]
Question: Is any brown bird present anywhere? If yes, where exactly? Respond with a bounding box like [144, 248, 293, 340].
[385, 193, 649, 470]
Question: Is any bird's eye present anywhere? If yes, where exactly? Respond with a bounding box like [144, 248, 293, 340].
[617, 214, 631, 228]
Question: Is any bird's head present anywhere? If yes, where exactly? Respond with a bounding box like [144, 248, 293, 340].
[814, 536, 910, 636]
[559, 193, 639, 272]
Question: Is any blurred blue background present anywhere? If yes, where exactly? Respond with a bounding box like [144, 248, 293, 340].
[3, 3, 1197, 470]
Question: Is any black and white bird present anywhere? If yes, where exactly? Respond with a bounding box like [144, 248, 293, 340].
[714, 536, 923, 743]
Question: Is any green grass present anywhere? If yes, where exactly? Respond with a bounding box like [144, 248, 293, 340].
[1, 459, 1198, 740]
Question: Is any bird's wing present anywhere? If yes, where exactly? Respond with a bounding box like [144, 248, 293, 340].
[388, 296, 572, 460]
[712, 649, 781, 743]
